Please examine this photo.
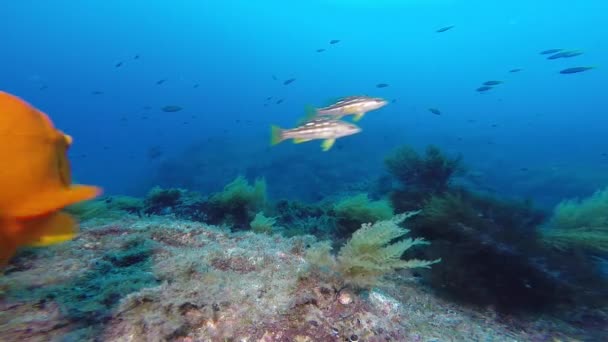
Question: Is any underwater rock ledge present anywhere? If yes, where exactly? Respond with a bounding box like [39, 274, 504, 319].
[0, 217, 603, 341]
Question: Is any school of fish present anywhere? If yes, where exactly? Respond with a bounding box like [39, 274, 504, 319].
[270, 96, 388, 151]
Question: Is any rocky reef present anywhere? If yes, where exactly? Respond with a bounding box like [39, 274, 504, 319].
[1, 216, 604, 341]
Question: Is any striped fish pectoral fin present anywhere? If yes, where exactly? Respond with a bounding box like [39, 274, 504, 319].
[293, 138, 312, 144]
[321, 138, 336, 151]
[353, 112, 366, 122]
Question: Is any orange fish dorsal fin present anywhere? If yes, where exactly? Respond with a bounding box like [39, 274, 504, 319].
[22, 211, 78, 247]
[9, 185, 102, 218]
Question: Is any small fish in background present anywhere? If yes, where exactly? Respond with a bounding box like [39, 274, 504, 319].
[134, 54, 140, 60]
[546, 53, 565, 60]
[476, 86, 493, 92]
[562, 50, 584, 58]
[329, 39, 340, 44]
[162, 105, 183, 112]
[483, 80, 503, 86]
[193, 84, 199, 88]
[429, 108, 442, 115]
[540, 49, 563, 55]
[283, 78, 296, 85]
[147, 146, 163, 160]
[0, 91, 102, 266]
[115, 61, 123, 68]
[559, 66, 595, 74]
[509, 68, 522, 73]
[270, 118, 361, 151]
[39, 85, 48, 91]
[156, 79, 167, 85]
[316, 48, 326, 53]
[272, 75, 277, 81]
[376, 83, 389, 88]
[547, 50, 584, 60]
[91, 90, 104, 95]
[266, 96, 272, 100]
[309, 95, 388, 122]
[436, 25, 454, 33]
[276, 99, 284, 104]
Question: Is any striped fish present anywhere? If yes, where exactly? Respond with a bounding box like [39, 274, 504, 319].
[270, 118, 361, 151]
[312, 96, 388, 122]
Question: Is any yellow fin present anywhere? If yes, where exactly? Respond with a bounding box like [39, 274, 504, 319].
[24, 211, 78, 247]
[293, 138, 311, 144]
[321, 138, 335, 151]
[296, 105, 318, 125]
[270, 125, 284, 146]
[353, 112, 365, 122]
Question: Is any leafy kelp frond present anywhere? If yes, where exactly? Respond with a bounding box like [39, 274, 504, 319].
[335, 212, 440, 288]
[305, 241, 336, 269]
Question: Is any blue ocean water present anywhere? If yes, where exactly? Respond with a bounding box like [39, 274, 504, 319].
[3, 2, 608, 340]
[1, 0, 606, 205]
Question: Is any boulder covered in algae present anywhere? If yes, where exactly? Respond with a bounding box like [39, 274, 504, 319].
[0, 216, 604, 341]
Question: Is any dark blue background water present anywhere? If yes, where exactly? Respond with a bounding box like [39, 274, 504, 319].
[1, 0, 606, 207]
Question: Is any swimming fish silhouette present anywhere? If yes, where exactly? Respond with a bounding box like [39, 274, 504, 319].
[0, 91, 102, 266]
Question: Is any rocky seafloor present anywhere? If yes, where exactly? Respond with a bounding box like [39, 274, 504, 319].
[0, 216, 605, 342]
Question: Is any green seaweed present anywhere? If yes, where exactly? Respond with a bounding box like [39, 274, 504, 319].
[385, 145, 464, 194]
[144, 187, 183, 214]
[207, 176, 267, 229]
[250, 212, 277, 234]
[542, 187, 608, 252]
[333, 193, 394, 235]
[65, 196, 144, 222]
[307, 212, 440, 288]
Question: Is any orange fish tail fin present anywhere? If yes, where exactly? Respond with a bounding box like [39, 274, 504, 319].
[23, 211, 78, 247]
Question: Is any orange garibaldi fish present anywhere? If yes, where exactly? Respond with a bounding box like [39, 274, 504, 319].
[0, 91, 102, 267]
